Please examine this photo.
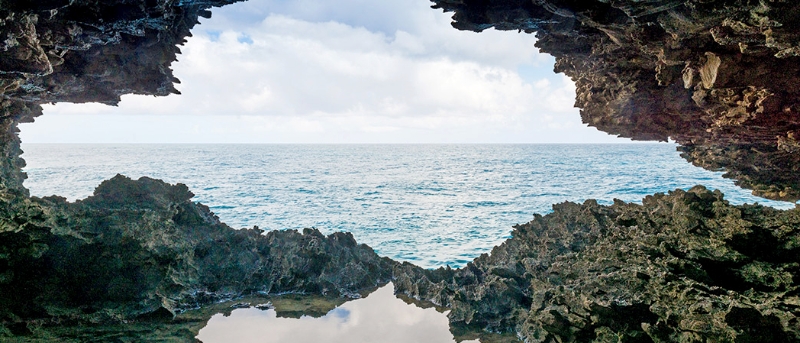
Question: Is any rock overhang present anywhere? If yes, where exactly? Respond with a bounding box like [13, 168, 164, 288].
[1, 1, 800, 342]
[432, 0, 800, 202]
[1, 0, 799, 203]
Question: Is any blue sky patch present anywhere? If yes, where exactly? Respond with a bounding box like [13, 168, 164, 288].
[516, 57, 558, 85]
[238, 34, 254, 44]
[330, 307, 351, 319]
[205, 29, 221, 41]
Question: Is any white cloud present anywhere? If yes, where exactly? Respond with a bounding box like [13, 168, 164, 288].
[22, 0, 631, 144]
[197, 284, 473, 343]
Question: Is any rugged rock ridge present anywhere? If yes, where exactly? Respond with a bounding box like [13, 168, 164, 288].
[394, 186, 800, 342]
[0, 0, 404, 338]
[0, 0, 246, 196]
[0, 0, 248, 193]
[0, 0, 242, 104]
[1, 174, 395, 336]
[431, 0, 800, 201]
[0, 0, 799, 342]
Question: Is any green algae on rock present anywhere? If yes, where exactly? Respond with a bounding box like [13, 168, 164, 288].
[394, 186, 800, 342]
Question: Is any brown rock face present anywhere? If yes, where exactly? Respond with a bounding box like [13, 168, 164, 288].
[0, 0, 239, 105]
[394, 187, 800, 342]
[0, 0, 245, 197]
[431, 0, 800, 201]
[2, 0, 800, 342]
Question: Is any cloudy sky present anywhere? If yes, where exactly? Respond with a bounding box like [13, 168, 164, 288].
[21, 0, 633, 144]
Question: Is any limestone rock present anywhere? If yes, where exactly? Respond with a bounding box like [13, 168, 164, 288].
[0, 0, 799, 342]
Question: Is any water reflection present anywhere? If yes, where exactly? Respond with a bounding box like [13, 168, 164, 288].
[197, 283, 481, 343]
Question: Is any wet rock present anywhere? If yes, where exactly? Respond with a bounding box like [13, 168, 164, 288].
[0, 0, 401, 337]
[394, 186, 800, 342]
[431, 0, 800, 201]
[1, 291, 354, 342]
[254, 302, 273, 311]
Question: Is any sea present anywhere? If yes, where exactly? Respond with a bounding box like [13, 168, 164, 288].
[21, 143, 795, 270]
[21, 143, 797, 342]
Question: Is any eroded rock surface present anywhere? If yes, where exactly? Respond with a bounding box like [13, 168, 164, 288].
[1, 0, 800, 342]
[431, 0, 800, 201]
[0, 174, 394, 337]
[0, 0, 404, 339]
[0, 0, 243, 104]
[394, 186, 800, 342]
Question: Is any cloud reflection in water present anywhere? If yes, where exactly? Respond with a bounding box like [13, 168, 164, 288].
[197, 283, 480, 343]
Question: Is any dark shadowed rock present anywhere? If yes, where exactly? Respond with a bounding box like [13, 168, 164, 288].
[0, 0, 404, 338]
[1, 0, 800, 342]
[0, 0, 244, 105]
[431, 0, 800, 201]
[0, 174, 395, 337]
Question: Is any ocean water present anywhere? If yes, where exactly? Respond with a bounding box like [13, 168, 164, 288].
[21, 143, 795, 269]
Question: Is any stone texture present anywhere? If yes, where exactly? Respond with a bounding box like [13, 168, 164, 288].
[0, 1, 403, 338]
[394, 186, 800, 342]
[0, 0, 800, 342]
[0, 174, 395, 337]
[6, 287, 355, 342]
[0, 0, 240, 104]
[431, 0, 800, 201]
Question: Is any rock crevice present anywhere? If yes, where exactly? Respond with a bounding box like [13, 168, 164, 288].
[1, 174, 395, 333]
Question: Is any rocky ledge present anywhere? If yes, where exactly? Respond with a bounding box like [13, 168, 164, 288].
[431, 0, 800, 201]
[395, 186, 800, 342]
[1, 0, 800, 342]
[1, 174, 395, 337]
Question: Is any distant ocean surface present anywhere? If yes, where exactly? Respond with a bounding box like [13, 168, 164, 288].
[21, 144, 795, 269]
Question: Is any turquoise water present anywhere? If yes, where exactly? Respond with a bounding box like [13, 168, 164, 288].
[21, 144, 795, 269]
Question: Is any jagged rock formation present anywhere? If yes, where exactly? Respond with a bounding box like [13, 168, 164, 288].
[0, 0, 239, 104]
[0, 0, 246, 195]
[394, 186, 800, 342]
[431, 0, 800, 201]
[7, 280, 359, 342]
[2, 0, 800, 342]
[1, 174, 394, 337]
[0, 0, 393, 337]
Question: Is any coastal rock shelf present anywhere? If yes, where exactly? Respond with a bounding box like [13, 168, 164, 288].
[394, 186, 800, 342]
[430, 0, 800, 201]
[0, 174, 395, 336]
[1, 0, 800, 342]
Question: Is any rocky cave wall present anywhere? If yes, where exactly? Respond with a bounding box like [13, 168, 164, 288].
[394, 186, 800, 342]
[0, 0, 397, 338]
[3, 1, 800, 202]
[1, 0, 800, 342]
[431, 0, 800, 201]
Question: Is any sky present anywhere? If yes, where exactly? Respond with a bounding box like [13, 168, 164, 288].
[20, 0, 636, 144]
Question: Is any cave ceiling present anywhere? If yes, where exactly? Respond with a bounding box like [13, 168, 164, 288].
[1, 0, 800, 201]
